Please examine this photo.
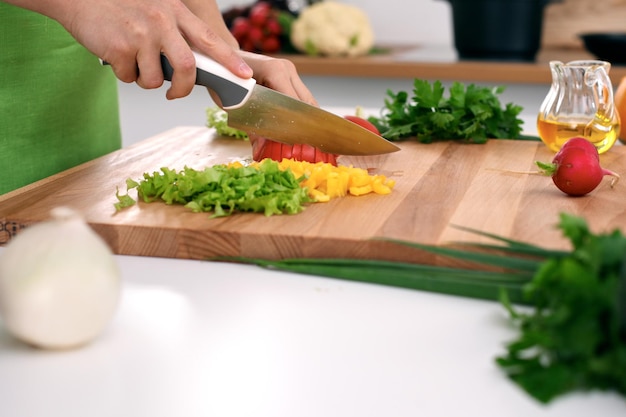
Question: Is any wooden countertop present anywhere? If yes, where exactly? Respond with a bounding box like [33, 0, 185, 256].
[276, 45, 626, 85]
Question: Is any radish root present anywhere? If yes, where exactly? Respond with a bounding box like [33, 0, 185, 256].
[603, 169, 621, 188]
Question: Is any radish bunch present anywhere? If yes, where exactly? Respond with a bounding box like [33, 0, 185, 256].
[536, 137, 620, 196]
[228, 2, 284, 54]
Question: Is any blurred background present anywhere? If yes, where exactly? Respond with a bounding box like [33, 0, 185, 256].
[117, 0, 626, 147]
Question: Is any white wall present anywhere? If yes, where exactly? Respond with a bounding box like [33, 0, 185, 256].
[321, 0, 453, 46]
[218, 0, 454, 46]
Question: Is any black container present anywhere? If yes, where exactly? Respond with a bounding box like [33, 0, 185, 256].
[443, 0, 556, 62]
[580, 33, 626, 65]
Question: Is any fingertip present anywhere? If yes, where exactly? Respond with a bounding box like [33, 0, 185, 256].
[165, 83, 194, 100]
[165, 87, 183, 100]
[238, 61, 254, 78]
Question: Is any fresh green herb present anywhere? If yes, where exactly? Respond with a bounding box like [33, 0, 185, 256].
[114, 159, 313, 217]
[222, 213, 626, 402]
[206, 107, 248, 139]
[368, 79, 536, 143]
[496, 214, 626, 403]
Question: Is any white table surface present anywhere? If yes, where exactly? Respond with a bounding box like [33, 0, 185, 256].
[0, 247, 624, 417]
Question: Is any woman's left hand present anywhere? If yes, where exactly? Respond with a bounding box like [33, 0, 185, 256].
[238, 51, 318, 106]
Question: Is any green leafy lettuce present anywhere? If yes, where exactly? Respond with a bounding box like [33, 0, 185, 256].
[114, 159, 313, 217]
[206, 107, 248, 139]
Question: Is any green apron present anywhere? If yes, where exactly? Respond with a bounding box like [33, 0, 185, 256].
[0, 3, 121, 195]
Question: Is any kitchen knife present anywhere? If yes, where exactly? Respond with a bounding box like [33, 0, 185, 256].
[160, 52, 401, 156]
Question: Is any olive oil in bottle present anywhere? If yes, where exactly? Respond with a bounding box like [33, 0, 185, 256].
[536, 113, 620, 154]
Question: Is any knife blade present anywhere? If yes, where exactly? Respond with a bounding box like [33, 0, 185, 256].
[160, 52, 401, 156]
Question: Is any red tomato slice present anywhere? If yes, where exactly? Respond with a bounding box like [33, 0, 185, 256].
[250, 136, 338, 166]
[300, 143, 316, 163]
[343, 115, 381, 135]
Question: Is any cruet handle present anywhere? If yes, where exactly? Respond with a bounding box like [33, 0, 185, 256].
[586, 63, 615, 114]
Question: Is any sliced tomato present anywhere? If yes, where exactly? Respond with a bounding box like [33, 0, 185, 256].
[343, 115, 381, 135]
[249, 134, 337, 166]
[300, 143, 316, 162]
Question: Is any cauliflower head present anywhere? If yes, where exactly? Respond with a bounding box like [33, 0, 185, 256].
[290, 1, 375, 57]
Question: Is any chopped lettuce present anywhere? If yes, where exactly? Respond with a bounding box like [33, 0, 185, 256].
[114, 160, 313, 217]
[205, 107, 248, 139]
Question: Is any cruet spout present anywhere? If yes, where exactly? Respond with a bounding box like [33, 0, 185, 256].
[548, 60, 564, 78]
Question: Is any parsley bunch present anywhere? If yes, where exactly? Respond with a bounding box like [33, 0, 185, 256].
[368, 79, 528, 143]
[497, 214, 626, 403]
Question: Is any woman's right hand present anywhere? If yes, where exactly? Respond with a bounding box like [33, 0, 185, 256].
[6, 0, 253, 99]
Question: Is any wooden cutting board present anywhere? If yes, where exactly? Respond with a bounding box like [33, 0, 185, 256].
[2, 126, 626, 266]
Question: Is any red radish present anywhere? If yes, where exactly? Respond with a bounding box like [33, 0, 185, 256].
[536, 138, 619, 196]
[344, 115, 381, 136]
[248, 2, 271, 27]
[261, 36, 281, 54]
[230, 17, 250, 42]
[265, 19, 282, 36]
[555, 137, 599, 161]
[248, 26, 265, 49]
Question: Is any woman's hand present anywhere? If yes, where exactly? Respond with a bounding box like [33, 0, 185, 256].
[238, 51, 318, 106]
[5, 0, 253, 99]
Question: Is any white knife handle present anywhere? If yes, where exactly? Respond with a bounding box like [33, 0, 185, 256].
[160, 51, 256, 109]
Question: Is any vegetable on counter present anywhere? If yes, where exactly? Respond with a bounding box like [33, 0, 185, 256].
[250, 134, 338, 166]
[206, 106, 382, 166]
[114, 158, 395, 216]
[536, 137, 620, 196]
[495, 213, 626, 403]
[205, 107, 249, 139]
[368, 79, 532, 143]
[115, 159, 312, 217]
[224, 213, 626, 403]
[343, 114, 381, 136]
[289, 1, 375, 57]
[266, 158, 395, 202]
[206, 106, 338, 165]
[249, 114, 379, 166]
[0, 207, 120, 350]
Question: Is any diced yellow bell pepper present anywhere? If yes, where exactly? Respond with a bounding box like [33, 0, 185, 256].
[247, 158, 395, 202]
[349, 184, 373, 196]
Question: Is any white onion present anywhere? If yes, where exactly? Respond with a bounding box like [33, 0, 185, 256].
[0, 207, 121, 349]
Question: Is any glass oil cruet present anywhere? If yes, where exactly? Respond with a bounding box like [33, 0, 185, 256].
[537, 60, 621, 154]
